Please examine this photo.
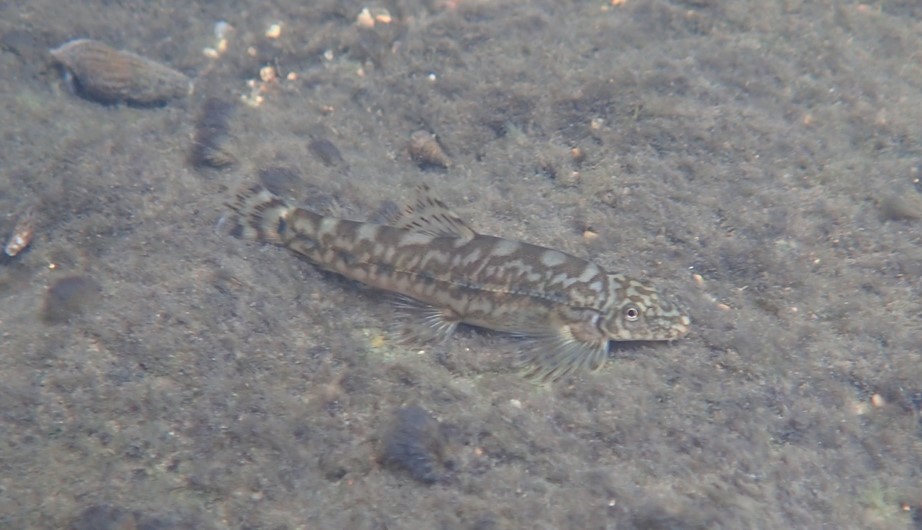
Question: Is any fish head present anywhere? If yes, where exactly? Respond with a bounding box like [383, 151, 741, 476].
[600, 274, 690, 342]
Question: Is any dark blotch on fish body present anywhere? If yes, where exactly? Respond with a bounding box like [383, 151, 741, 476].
[50, 39, 192, 107]
[380, 405, 448, 484]
[43, 275, 101, 324]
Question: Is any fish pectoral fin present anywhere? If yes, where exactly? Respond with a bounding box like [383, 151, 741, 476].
[518, 325, 610, 382]
[389, 295, 460, 344]
[389, 184, 477, 240]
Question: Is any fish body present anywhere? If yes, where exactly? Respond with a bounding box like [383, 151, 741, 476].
[227, 184, 689, 381]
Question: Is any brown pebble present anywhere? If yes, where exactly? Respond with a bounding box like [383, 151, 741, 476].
[408, 130, 451, 170]
[870, 393, 885, 408]
[50, 39, 192, 106]
[570, 146, 586, 166]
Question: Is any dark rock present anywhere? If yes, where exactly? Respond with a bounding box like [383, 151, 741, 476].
[50, 39, 192, 107]
[190, 97, 236, 169]
[308, 138, 345, 168]
[380, 405, 448, 484]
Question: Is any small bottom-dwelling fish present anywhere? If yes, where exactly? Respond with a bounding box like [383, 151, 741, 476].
[226, 184, 690, 381]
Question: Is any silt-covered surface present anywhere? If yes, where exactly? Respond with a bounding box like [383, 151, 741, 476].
[0, 1, 920, 528]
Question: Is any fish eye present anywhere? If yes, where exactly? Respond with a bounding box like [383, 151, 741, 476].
[624, 305, 640, 321]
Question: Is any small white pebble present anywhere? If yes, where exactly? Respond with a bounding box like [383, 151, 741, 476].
[214, 21, 233, 40]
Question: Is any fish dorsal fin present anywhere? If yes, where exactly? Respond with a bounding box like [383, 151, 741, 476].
[390, 184, 477, 239]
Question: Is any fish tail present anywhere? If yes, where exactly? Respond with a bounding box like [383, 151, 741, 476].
[225, 184, 292, 244]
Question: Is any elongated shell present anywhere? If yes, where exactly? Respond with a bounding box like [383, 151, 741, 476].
[50, 38, 192, 106]
[408, 130, 451, 169]
[4, 206, 36, 257]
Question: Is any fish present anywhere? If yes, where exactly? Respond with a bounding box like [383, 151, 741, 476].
[226, 184, 690, 381]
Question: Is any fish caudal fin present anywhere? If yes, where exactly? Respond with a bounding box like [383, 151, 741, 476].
[225, 184, 292, 244]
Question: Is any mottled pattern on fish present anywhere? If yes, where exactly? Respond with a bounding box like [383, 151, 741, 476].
[226, 184, 690, 381]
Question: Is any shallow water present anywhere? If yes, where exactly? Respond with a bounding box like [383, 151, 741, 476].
[1, 1, 920, 528]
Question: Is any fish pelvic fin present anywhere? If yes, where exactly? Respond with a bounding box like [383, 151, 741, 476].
[517, 324, 610, 383]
